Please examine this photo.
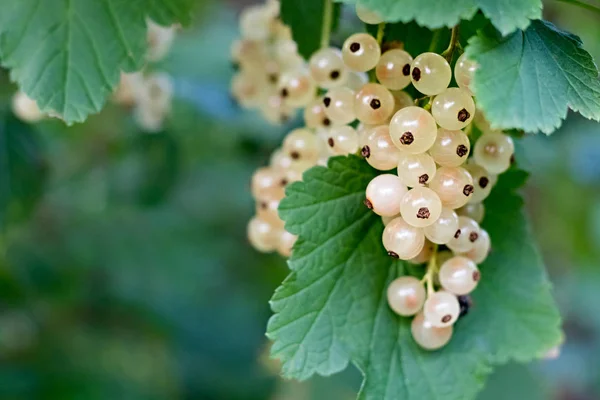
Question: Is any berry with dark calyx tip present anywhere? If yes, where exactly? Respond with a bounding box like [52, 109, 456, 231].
[390, 106, 437, 154]
[473, 131, 515, 174]
[424, 291, 460, 328]
[366, 174, 408, 217]
[382, 217, 425, 260]
[376, 49, 413, 90]
[342, 33, 381, 72]
[410, 52, 451, 95]
[397, 152, 437, 187]
[447, 216, 481, 253]
[362, 125, 402, 171]
[429, 128, 471, 167]
[424, 207, 459, 245]
[323, 87, 356, 124]
[400, 186, 442, 228]
[361, 145, 371, 158]
[309, 47, 348, 89]
[327, 125, 359, 155]
[355, 83, 395, 125]
[432, 88, 476, 130]
[439, 256, 480, 295]
[429, 166, 475, 209]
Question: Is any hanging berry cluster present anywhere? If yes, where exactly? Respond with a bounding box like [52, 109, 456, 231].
[234, 1, 516, 351]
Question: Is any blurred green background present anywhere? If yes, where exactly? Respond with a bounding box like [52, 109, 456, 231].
[0, 1, 598, 399]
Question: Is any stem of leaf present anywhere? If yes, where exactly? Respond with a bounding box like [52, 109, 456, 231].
[421, 245, 439, 296]
[441, 26, 460, 63]
[320, 0, 334, 48]
[554, 0, 600, 13]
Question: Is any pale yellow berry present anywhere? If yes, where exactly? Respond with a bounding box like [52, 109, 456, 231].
[387, 276, 426, 316]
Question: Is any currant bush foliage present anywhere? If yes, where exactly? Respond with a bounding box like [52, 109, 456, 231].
[337, 0, 541, 35]
[268, 156, 561, 400]
[467, 20, 600, 134]
[0, 0, 193, 124]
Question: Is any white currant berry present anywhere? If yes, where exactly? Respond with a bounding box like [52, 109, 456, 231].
[256, 194, 285, 229]
[12, 91, 44, 123]
[270, 148, 293, 171]
[457, 202, 485, 224]
[454, 53, 478, 95]
[113, 72, 144, 107]
[323, 87, 356, 125]
[400, 187, 442, 228]
[355, 4, 384, 24]
[361, 125, 402, 171]
[389, 106, 437, 154]
[429, 166, 475, 209]
[248, 216, 280, 252]
[411, 52, 451, 95]
[376, 49, 413, 90]
[146, 20, 176, 62]
[326, 126, 359, 155]
[342, 33, 381, 72]
[277, 230, 298, 257]
[387, 276, 426, 316]
[138, 72, 174, 112]
[366, 174, 408, 217]
[396, 152, 437, 187]
[447, 216, 481, 253]
[260, 93, 295, 125]
[432, 87, 476, 130]
[424, 208, 459, 245]
[411, 311, 453, 350]
[355, 83, 395, 125]
[231, 71, 266, 109]
[304, 98, 332, 129]
[278, 69, 317, 108]
[309, 47, 348, 89]
[460, 228, 491, 264]
[391, 90, 414, 113]
[346, 71, 370, 91]
[231, 39, 266, 69]
[251, 167, 285, 200]
[240, 5, 275, 41]
[382, 217, 425, 260]
[283, 128, 319, 163]
[424, 291, 460, 328]
[284, 160, 315, 183]
[429, 128, 471, 167]
[439, 256, 480, 295]
[465, 163, 497, 203]
[473, 131, 515, 174]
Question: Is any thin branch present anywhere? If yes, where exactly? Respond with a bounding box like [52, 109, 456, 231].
[320, 0, 334, 48]
[441, 26, 460, 62]
[376, 23, 386, 46]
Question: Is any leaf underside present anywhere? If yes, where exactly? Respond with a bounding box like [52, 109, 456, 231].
[268, 156, 562, 400]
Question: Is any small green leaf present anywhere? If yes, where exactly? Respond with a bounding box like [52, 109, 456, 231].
[281, 0, 341, 59]
[0, 0, 194, 124]
[268, 155, 561, 399]
[339, 0, 541, 35]
[467, 20, 600, 134]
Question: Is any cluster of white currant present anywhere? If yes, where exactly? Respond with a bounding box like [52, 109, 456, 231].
[113, 20, 177, 132]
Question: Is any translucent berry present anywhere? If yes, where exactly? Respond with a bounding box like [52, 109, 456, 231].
[277, 230, 298, 257]
[424, 291, 460, 328]
[247, 216, 279, 252]
[460, 228, 491, 264]
[391, 90, 414, 112]
[361, 125, 402, 171]
[400, 187, 442, 228]
[429, 128, 471, 167]
[309, 47, 348, 89]
[429, 166, 474, 209]
[447, 216, 480, 253]
[260, 94, 295, 125]
[342, 33, 381, 72]
[457, 202, 485, 224]
[304, 98, 332, 129]
[327, 126, 359, 155]
[356, 4, 384, 24]
[389, 106, 437, 154]
[382, 217, 425, 260]
[432, 88, 476, 130]
[240, 5, 276, 41]
[256, 193, 284, 229]
[278, 70, 317, 108]
[411, 52, 451, 95]
[366, 174, 408, 217]
[283, 128, 319, 163]
[396, 152, 437, 187]
[473, 132, 515, 174]
[231, 71, 265, 108]
[251, 167, 285, 200]
[12, 91, 44, 123]
[387, 276, 426, 316]
[346, 71, 370, 91]
[439, 256, 480, 295]
[355, 83, 395, 125]
[323, 87, 356, 125]
[411, 312, 453, 350]
[465, 163, 496, 203]
[454, 53, 478, 95]
[424, 208, 459, 245]
[376, 49, 413, 90]
[270, 148, 293, 171]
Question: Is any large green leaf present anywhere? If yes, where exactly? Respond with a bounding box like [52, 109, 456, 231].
[281, 0, 341, 59]
[268, 156, 561, 399]
[0, 0, 194, 124]
[339, 0, 541, 35]
[467, 20, 600, 134]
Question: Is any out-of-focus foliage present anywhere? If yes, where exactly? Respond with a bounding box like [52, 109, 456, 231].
[0, 0, 597, 399]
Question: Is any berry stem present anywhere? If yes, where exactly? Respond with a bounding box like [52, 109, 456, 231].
[428, 29, 444, 52]
[320, 0, 334, 48]
[441, 26, 460, 63]
[421, 245, 439, 296]
[376, 23, 386, 46]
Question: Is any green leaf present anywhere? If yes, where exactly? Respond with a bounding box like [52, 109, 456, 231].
[0, 111, 47, 229]
[268, 155, 561, 399]
[281, 0, 341, 59]
[341, 0, 541, 35]
[467, 20, 600, 134]
[0, 0, 194, 124]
